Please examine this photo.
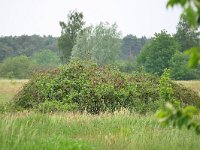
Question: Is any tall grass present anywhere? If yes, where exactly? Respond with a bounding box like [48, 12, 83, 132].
[1, 111, 200, 150]
[0, 79, 28, 104]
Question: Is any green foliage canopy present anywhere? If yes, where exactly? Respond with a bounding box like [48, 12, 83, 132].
[0, 35, 58, 62]
[0, 55, 35, 79]
[167, 0, 200, 67]
[137, 30, 179, 75]
[120, 35, 148, 59]
[174, 16, 200, 52]
[71, 23, 121, 66]
[170, 51, 199, 80]
[58, 10, 85, 63]
[32, 50, 61, 69]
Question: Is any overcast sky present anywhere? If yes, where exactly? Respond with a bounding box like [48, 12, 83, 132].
[0, 0, 182, 37]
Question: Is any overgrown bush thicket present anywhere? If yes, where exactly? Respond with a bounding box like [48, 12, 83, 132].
[13, 61, 200, 114]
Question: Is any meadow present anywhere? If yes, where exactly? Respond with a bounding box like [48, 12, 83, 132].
[0, 80, 200, 150]
[0, 79, 28, 105]
[176, 80, 200, 95]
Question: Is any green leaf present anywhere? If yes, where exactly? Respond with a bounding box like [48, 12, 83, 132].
[167, 0, 182, 7]
[155, 110, 169, 118]
[183, 106, 198, 116]
[180, 0, 187, 6]
[184, 5, 198, 27]
[185, 47, 200, 68]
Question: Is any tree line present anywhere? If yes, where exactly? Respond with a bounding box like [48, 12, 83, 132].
[58, 11, 200, 80]
[0, 10, 199, 80]
[0, 35, 59, 62]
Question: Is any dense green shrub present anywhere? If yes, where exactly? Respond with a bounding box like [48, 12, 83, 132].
[13, 60, 200, 114]
[71, 23, 121, 66]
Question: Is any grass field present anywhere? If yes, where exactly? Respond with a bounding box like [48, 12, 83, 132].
[0, 79, 28, 104]
[0, 79, 200, 150]
[176, 80, 200, 95]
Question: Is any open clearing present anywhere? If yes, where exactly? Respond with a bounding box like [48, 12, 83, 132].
[176, 80, 200, 95]
[0, 79, 200, 150]
[0, 79, 28, 104]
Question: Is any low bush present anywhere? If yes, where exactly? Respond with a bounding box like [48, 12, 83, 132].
[13, 60, 200, 114]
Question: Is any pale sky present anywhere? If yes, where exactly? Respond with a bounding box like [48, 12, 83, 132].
[0, 0, 182, 37]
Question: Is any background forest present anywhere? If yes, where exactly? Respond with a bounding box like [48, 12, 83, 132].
[0, 14, 199, 80]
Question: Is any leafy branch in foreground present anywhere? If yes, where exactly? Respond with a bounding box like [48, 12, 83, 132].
[156, 102, 200, 135]
[156, 68, 200, 135]
[157, 0, 200, 135]
[167, 0, 200, 27]
[167, 0, 200, 67]
[185, 47, 200, 68]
